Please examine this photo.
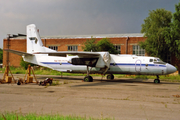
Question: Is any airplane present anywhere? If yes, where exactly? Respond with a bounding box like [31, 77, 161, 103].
[4, 24, 177, 83]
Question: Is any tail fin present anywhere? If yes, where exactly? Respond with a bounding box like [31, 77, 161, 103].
[26, 24, 56, 53]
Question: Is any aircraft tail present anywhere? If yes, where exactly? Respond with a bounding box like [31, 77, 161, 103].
[27, 24, 56, 53]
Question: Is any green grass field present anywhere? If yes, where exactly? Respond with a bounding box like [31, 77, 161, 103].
[0, 66, 180, 82]
[0, 112, 113, 120]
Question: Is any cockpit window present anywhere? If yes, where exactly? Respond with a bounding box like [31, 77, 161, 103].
[154, 58, 166, 65]
[157, 58, 163, 62]
[150, 59, 153, 62]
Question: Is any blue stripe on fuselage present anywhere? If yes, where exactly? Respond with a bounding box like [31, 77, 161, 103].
[41, 62, 166, 67]
[110, 63, 166, 67]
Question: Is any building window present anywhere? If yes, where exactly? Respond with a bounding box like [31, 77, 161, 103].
[68, 46, 78, 51]
[114, 45, 121, 54]
[48, 46, 58, 51]
[133, 45, 145, 56]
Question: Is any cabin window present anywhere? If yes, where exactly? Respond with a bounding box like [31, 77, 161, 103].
[48, 46, 58, 51]
[29, 37, 38, 44]
[133, 45, 145, 56]
[114, 45, 121, 54]
[29, 37, 37, 40]
[68, 46, 78, 51]
[150, 59, 153, 62]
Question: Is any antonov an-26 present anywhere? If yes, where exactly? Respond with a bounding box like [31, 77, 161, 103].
[5, 24, 177, 83]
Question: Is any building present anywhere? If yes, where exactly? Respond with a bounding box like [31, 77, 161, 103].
[3, 33, 146, 67]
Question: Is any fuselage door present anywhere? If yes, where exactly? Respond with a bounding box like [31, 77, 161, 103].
[135, 60, 141, 72]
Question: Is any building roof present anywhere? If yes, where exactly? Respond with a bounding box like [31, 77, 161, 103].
[43, 33, 145, 39]
[7, 33, 145, 39]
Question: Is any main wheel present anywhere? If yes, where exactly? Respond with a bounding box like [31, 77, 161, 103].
[84, 76, 93, 82]
[154, 79, 160, 83]
[107, 74, 114, 80]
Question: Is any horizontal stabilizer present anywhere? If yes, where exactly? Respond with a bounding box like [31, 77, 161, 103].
[35, 51, 100, 57]
[4, 49, 33, 56]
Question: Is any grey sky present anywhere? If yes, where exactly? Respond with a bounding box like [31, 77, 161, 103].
[0, 0, 179, 48]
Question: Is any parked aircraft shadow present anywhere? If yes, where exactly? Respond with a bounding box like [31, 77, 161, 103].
[36, 76, 180, 86]
[71, 78, 180, 87]
[36, 76, 83, 80]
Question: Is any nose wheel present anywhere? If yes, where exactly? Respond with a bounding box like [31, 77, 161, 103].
[84, 76, 93, 82]
[154, 75, 160, 83]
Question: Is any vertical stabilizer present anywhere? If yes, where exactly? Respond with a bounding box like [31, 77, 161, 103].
[26, 24, 56, 53]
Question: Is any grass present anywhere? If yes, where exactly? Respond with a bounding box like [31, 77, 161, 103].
[0, 66, 180, 82]
[0, 112, 113, 120]
[0, 66, 87, 76]
[117, 74, 180, 82]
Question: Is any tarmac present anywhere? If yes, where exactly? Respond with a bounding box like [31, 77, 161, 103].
[0, 73, 180, 120]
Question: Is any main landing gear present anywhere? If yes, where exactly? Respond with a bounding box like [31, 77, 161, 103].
[83, 66, 93, 82]
[154, 75, 160, 83]
[106, 74, 114, 80]
[83, 66, 115, 82]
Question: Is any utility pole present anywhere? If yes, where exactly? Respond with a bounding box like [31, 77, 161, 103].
[6, 34, 10, 66]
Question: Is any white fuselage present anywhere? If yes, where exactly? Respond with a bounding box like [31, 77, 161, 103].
[23, 54, 175, 75]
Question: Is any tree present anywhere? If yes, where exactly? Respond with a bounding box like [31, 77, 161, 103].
[82, 37, 118, 54]
[96, 38, 118, 54]
[0, 48, 3, 64]
[140, 9, 172, 61]
[164, 2, 180, 59]
[82, 37, 98, 52]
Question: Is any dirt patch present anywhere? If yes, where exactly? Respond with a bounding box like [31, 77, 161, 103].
[0, 74, 180, 119]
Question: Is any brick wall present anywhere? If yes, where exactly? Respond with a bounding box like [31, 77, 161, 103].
[3, 38, 26, 67]
[3, 36, 146, 67]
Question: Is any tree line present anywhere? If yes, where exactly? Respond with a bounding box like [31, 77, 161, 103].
[140, 2, 180, 62]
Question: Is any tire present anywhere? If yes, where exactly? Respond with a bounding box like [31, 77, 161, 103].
[84, 76, 93, 82]
[111, 74, 114, 80]
[89, 76, 93, 82]
[154, 79, 159, 83]
[107, 74, 114, 80]
[158, 79, 160, 83]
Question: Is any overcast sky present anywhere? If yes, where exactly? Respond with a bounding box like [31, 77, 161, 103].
[0, 0, 179, 48]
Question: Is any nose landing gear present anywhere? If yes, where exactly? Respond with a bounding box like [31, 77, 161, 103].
[84, 76, 93, 82]
[154, 75, 160, 83]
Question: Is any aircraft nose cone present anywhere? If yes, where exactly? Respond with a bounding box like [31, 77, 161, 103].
[166, 63, 177, 74]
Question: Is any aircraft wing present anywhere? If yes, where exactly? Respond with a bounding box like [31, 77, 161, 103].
[4, 49, 33, 56]
[35, 51, 100, 57]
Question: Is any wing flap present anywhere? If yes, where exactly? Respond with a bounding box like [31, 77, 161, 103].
[4, 49, 33, 56]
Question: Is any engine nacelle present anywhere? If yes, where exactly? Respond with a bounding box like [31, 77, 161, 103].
[69, 58, 98, 67]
